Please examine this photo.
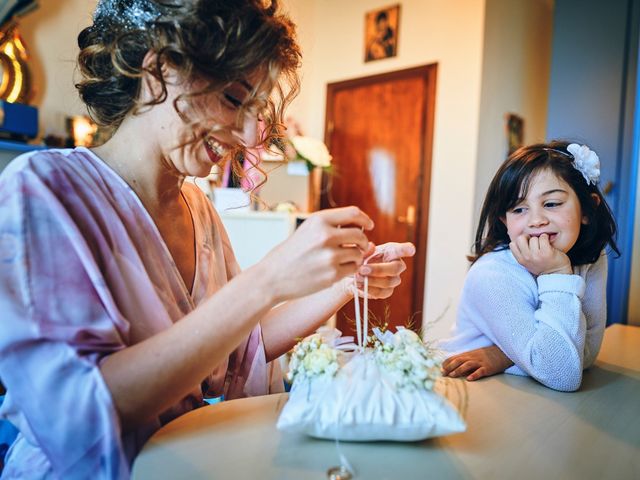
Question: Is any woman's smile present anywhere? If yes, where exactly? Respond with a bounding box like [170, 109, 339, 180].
[204, 137, 228, 164]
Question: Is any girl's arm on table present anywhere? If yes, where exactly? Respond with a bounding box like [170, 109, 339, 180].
[447, 262, 588, 391]
[443, 345, 514, 381]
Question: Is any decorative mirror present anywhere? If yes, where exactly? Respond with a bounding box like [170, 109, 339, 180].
[0, 0, 38, 103]
[0, 21, 31, 103]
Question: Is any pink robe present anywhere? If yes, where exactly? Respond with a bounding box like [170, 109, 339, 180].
[0, 147, 281, 479]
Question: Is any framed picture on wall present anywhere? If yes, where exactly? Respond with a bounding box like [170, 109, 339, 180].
[506, 113, 524, 154]
[364, 4, 400, 62]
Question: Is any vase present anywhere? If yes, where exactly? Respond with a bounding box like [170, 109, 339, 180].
[307, 167, 323, 212]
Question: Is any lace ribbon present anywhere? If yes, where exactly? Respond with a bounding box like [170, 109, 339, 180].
[327, 253, 376, 479]
[353, 256, 372, 349]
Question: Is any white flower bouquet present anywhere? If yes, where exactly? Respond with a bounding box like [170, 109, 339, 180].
[371, 326, 442, 391]
[287, 333, 340, 382]
[277, 317, 466, 441]
[289, 135, 332, 170]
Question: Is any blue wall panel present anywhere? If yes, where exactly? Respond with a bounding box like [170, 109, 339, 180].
[547, 0, 639, 323]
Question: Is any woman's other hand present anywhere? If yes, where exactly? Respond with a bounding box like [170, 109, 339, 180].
[442, 345, 514, 381]
[344, 241, 416, 299]
[258, 206, 374, 303]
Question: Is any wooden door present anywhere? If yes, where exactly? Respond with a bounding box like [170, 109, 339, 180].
[323, 64, 437, 336]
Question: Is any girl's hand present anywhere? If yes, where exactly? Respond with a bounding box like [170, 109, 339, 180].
[342, 242, 416, 299]
[258, 206, 374, 303]
[510, 233, 573, 276]
[442, 345, 514, 381]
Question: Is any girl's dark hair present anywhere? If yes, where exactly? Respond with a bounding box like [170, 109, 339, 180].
[76, 0, 301, 184]
[471, 141, 619, 266]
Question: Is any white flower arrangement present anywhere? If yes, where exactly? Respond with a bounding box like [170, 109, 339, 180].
[287, 327, 442, 392]
[567, 143, 600, 185]
[286, 334, 339, 382]
[371, 327, 442, 391]
[289, 135, 332, 171]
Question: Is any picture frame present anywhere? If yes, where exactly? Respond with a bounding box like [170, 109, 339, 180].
[506, 113, 524, 155]
[364, 4, 400, 62]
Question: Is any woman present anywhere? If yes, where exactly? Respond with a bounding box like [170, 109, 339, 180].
[0, 1, 414, 478]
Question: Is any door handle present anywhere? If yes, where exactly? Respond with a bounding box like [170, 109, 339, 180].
[397, 205, 416, 227]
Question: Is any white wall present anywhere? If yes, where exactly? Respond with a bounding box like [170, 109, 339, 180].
[20, 0, 96, 138]
[256, 0, 318, 211]
[283, 0, 486, 339]
[473, 0, 554, 231]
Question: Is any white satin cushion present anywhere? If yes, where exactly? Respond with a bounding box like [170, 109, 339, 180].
[277, 352, 466, 441]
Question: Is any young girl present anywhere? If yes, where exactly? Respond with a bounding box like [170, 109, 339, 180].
[440, 141, 618, 392]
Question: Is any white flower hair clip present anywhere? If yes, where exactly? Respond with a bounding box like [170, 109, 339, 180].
[567, 143, 600, 185]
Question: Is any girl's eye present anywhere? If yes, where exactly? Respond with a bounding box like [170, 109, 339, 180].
[544, 202, 562, 208]
[511, 207, 525, 214]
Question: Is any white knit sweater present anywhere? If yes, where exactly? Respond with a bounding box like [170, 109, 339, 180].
[439, 248, 607, 391]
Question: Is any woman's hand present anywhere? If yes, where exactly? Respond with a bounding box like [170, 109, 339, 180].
[257, 206, 374, 303]
[510, 233, 573, 276]
[341, 242, 416, 299]
[442, 345, 514, 381]
[259, 240, 415, 359]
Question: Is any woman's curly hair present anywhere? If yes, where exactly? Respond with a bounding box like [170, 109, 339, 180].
[76, 0, 301, 183]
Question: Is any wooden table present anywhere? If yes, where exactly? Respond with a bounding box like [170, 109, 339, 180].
[132, 324, 640, 479]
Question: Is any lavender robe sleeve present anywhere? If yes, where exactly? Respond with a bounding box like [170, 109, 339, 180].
[0, 166, 129, 478]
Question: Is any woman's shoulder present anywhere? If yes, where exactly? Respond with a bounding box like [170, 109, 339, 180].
[1, 147, 103, 187]
[2, 147, 65, 176]
[0, 147, 139, 231]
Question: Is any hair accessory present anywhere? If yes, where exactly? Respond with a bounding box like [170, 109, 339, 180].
[566, 143, 600, 185]
[93, 0, 166, 32]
